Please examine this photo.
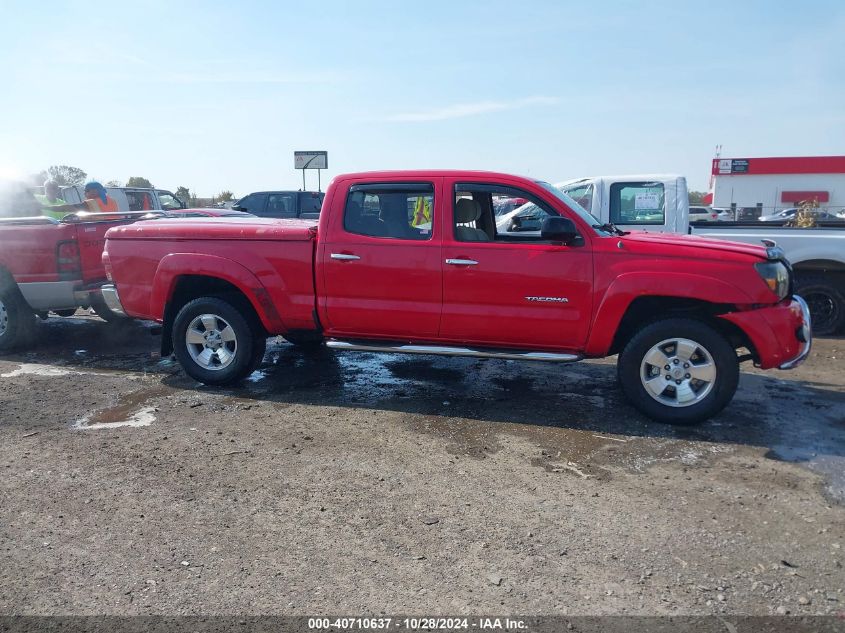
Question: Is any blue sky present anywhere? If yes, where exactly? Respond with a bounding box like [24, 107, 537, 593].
[1, 0, 843, 195]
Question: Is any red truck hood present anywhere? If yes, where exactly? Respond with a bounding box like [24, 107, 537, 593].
[619, 230, 768, 260]
[105, 217, 318, 241]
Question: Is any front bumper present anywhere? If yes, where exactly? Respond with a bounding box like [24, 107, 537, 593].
[100, 284, 126, 316]
[778, 294, 812, 370]
[719, 295, 812, 370]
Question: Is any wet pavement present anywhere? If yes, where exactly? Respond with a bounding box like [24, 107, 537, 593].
[1, 313, 844, 615]
[9, 313, 844, 502]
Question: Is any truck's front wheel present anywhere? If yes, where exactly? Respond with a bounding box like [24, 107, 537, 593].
[172, 297, 265, 386]
[617, 318, 739, 425]
[0, 286, 36, 352]
[793, 274, 845, 336]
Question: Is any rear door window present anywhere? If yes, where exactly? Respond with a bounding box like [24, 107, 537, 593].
[343, 183, 433, 240]
[299, 192, 324, 218]
[609, 182, 665, 225]
[157, 191, 184, 210]
[265, 193, 297, 218]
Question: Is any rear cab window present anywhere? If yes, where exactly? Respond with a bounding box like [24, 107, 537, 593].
[235, 193, 268, 215]
[343, 183, 433, 241]
[609, 182, 665, 225]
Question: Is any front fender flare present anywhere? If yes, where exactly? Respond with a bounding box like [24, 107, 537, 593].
[584, 272, 753, 356]
[150, 253, 285, 332]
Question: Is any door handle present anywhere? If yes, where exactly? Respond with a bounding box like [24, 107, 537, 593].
[331, 253, 361, 261]
[445, 258, 478, 266]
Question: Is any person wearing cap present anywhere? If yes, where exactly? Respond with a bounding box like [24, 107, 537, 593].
[34, 180, 69, 220]
[82, 181, 118, 213]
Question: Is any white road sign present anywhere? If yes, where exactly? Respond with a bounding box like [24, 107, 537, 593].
[294, 151, 328, 170]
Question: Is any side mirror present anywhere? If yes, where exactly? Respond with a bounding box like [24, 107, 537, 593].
[541, 216, 581, 245]
[231, 205, 245, 212]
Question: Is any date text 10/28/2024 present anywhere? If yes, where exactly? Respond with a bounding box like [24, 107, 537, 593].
[308, 618, 528, 631]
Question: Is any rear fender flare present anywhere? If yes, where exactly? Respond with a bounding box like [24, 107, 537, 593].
[585, 272, 753, 356]
[150, 253, 285, 332]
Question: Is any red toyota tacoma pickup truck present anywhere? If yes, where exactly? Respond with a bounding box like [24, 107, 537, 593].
[0, 211, 156, 350]
[101, 171, 811, 424]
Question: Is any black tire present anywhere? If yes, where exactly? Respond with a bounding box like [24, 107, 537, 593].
[0, 285, 36, 352]
[90, 295, 129, 323]
[172, 296, 266, 386]
[283, 331, 325, 350]
[617, 318, 739, 425]
[52, 309, 78, 317]
[794, 274, 845, 336]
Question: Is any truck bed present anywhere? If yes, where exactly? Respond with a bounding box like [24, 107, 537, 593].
[690, 224, 845, 267]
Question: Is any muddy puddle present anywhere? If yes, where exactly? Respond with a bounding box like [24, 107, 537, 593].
[72, 385, 173, 431]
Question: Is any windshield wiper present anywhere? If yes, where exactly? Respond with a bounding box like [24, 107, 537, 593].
[592, 222, 629, 236]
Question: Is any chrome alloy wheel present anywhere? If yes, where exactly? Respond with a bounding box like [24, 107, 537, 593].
[640, 337, 717, 408]
[0, 298, 8, 337]
[185, 313, 238, 371]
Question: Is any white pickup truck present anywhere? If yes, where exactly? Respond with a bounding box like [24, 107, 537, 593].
[522, 175, 845, 335]
[690, 225, 845, 335]
[496, 174, 689, 236]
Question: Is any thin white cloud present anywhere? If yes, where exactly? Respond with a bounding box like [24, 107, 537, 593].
[386, 96, 559, 122]
[160, 70, 346, 85]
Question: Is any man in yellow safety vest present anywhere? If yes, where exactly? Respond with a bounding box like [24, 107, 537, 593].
[411, 196, 431, 229]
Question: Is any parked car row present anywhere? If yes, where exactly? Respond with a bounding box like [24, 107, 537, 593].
[758, 207, 845, 222]
[689, 205, 845, 224]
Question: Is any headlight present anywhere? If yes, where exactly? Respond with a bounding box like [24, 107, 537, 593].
[754, 261, 789, 299]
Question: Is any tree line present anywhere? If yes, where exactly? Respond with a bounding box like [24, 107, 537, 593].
[32, 164, 235, 206]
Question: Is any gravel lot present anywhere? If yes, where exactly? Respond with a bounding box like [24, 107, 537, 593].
[0, 314, 843, 616]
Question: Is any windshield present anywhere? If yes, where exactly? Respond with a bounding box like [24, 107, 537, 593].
[534, 181, 610, 235]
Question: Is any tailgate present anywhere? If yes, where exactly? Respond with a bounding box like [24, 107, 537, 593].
[75, 219, 137, 285]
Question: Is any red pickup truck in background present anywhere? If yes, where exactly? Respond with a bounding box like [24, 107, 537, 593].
[102, 171, 811, 424]
[0, 211, 156, 350]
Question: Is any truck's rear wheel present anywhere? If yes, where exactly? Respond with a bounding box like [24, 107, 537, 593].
[172, 297, 265, 385]
[0, 287, 36, 352]
[617, 318, 738, 425]
[793, 275, 845, 336]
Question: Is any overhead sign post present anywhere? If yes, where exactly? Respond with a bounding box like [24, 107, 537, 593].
[294, 151, 328, 192]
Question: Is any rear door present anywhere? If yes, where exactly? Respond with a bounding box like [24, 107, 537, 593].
[319, 180, 443, 338]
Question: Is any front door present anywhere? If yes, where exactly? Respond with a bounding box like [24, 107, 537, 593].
[319, 180, 443, 339]
[440, 181, 593, 350]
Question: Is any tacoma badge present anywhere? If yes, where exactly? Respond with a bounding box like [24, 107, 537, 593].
[525, 296, 569, 303]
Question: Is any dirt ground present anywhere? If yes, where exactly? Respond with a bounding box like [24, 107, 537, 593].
[0, 313, 843, 616]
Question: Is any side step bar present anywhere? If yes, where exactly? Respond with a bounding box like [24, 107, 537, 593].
[326, 340, 581, 363]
